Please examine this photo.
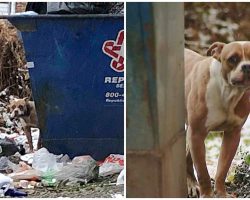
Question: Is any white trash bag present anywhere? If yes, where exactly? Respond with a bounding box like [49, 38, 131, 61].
[0, 173, 12, 196]
[99, 154, 124, 177]
[116, 169, 124, 185]
[32, 148, 61, 172]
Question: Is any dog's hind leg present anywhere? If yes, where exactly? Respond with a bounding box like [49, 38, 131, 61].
[186, 144, 200, 197]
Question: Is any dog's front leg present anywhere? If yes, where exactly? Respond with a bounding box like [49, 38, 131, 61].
[37, 132, 42, 149]
[187, 127, 213, 197]
[24, 126, 34, 152]
[215, 129, 240, 197]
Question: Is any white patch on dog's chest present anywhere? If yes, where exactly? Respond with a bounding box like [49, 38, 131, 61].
[205, 59, 245, 131]
[19, 117, 27, 127]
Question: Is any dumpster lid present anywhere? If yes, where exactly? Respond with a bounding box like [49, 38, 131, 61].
[1, 14, 123, 32]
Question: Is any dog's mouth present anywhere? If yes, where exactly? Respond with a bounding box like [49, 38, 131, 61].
[230, 72, 250, 87]
[10, 111, 22, 119]
[231, 78, 250, 87]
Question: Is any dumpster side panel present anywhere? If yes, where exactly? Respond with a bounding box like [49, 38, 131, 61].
[10, 17, 124, 160]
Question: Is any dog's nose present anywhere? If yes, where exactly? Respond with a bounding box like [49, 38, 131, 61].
[242, 64, 250, 73]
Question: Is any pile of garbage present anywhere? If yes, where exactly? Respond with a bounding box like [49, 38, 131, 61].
[0, 147, 124, 197]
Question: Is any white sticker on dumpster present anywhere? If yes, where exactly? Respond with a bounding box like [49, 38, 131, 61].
[102, 30, 124, 73]
[27, 62, 35, 69]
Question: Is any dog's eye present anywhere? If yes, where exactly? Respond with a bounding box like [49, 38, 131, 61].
[228, 55, 240, 64]
[18, 105, 24, 111]
[11, 105, 16, 109]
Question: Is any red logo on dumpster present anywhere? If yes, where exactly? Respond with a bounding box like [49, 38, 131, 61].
[102, 30, 124, 72]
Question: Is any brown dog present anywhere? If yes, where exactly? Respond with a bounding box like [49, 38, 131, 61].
[185, 42, 250, 197]
[7, 97, 40, 152]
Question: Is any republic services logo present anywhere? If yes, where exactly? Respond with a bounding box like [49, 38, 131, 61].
[102, 30, 124, 73]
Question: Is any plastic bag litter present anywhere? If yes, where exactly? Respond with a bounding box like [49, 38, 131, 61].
[55, 155, 98, 184]
[16, 162, 32, 172]
[13, 11, 39, 15]
[0, 137, 19, 157]
[0, 173, 12, 196]
[57, 154, 71, 164]
[0, 157, 18, 173]
[31, 128, 40, 150]
[47, 2, 113, 14]
[9, 169, 42, 181]
[20, 153, 34, 165]
[116, 169, 124, 185]
[72, 155, 94, 165]
[41, 169, 57, 187]
[99, 154, 124, 177]
[13, 135, 26, 146]
[32, 148, 62, 172]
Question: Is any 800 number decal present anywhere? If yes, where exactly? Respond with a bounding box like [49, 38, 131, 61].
[105, 92, 123, 98]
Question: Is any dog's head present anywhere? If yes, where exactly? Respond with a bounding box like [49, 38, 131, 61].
[7, 98, 30, 119]
[207, 41, 250, 88]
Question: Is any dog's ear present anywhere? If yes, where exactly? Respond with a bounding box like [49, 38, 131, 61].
[23, 97, 29, 104]
[207, 42, 225, 61]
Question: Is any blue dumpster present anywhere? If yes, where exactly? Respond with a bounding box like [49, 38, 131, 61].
[6, 15, 124, 160]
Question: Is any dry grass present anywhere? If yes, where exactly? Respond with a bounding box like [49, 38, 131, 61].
[0, 19, 30, 98]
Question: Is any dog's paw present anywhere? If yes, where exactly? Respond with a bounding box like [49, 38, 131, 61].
[26, 149, 34, 154]
[200, 192, 215, 198]
[187, 178, 200, 198]
[215, 192, 236, 198]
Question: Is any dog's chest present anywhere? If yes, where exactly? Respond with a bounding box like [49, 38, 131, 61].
[205, 93, 245, 131]
[205, 66, 245, 132]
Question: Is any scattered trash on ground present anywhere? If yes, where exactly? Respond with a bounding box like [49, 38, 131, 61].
[0, 146, 124, 197]
[116, 169, 124, 186]
[55, 155, 98, 186]
[0, 137, 19, 157]
[99, 154, 124, 177]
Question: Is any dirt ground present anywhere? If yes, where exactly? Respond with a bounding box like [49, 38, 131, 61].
[20, 175, 124, 198]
